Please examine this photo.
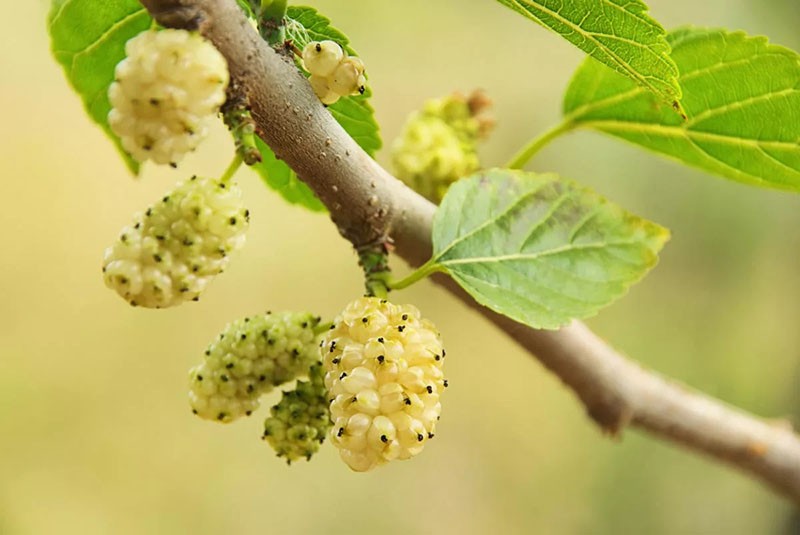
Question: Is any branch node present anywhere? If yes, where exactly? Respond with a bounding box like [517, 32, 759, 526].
[142, 0, 205, 30]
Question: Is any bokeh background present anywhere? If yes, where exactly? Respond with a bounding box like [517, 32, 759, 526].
[2, 0, 799, 533]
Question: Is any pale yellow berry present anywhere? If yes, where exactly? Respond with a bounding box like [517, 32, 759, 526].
[308, 74, 340, 105]
[328, 57, 366, 96]
[302, 40, 344, 77]
[323, 297, 446, 472]
[108, 29, 229, 166]
[102, 176, 247, 308]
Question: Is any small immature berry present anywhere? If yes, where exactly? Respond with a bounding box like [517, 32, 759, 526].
[323, 297, 446, 472]
[328, 57, 366, 96]
[302, 40, 345, 77]
[301, 41, 367, 104]
[308, 75, 340, 106]
[189, 312, 322, 423]
[263, 363, 332, 462]
[391, 92, 494, 203]
[108, 29, 229, 166]
[102, 176, 247, 308]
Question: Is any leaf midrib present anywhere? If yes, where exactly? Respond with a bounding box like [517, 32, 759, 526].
[580, 120, 799, 149]
[438, 239, 646, 269]
[504, 0, 676, 100]
[432, 179, 552, 263]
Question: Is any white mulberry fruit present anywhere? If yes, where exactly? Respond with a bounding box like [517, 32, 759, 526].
[323, 297, 447, 472]
[189, 312, 323, 423]
[108, 29, 229, 166]
[102, 175, 248, 308]
[263, 363, 332, 462]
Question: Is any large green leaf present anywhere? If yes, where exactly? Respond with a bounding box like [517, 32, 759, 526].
[564, 28, 800, 191]
[429, 169, 668, 329]
[496, 0, 682, 113]
[48, 0, 152, 174]
[246, 5, 382, 212]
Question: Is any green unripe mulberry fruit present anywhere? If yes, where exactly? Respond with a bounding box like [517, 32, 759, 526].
[108, 29, 229, 166]
[102, 175, 248, 308]
[189, 311, 322, 423]
[391, 91, 493, 204]
[323, 297, 447, 472]
[263, 363, 332, 463]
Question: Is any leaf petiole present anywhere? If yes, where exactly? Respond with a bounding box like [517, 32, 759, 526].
[505, 120, 575, 170]
[388, 260, 441, 291]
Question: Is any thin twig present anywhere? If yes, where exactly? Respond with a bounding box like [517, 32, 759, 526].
[139, 0, 800, 505]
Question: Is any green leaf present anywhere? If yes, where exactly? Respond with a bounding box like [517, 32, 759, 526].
[564, 28, 800, 191]
[250, 138, 326, 212]
[496, 0, 682, 113]
[429, 169, 669, 329]
[248, 6, 382, 211]
[48, 0, 152, 174]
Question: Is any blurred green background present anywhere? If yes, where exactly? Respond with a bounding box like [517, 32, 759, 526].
[1, 1, 799, 533]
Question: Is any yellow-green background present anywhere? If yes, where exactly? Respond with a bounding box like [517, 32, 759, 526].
[1, 1, 799, 533]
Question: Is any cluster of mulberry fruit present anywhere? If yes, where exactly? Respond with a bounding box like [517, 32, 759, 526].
[102, 175, 248, 308]
[391, 91, 493, 203]
[322, 297, 447, 472]
[108, 29, 229, 166]
[102, 29, 453, 474]
[263, 363, 332, 463]
[189, 312, 323, 422]
[302, 40, 366, 105]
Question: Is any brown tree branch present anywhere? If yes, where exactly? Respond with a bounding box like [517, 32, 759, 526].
[139, 0, 800, 504]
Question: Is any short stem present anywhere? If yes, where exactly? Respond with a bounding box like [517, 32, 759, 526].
[388, 260, 440, 291]
[313, 321, 334, 336]
[221, 87, 262, 166]
[505, 120, 575, 170]
[260, 0, 287, 19]
[366, 273, 391, 300]
[220, 154, 243, 184]
[357, 241, 392, 299]
[259, 0, 287, 45]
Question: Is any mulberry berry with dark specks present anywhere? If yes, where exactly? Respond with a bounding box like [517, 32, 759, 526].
[263, 363, 332, 462]
[102, 176, 247, 308]
[189, 312, 323, 423]
[108, 29, 229, 166]
[323, 297, 446, 472]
